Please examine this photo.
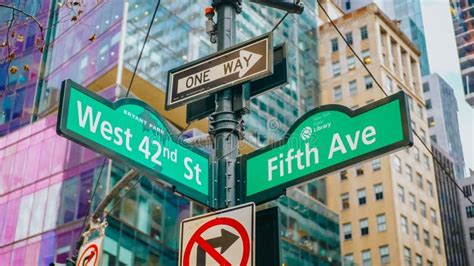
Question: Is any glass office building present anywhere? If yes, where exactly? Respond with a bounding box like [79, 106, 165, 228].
[0, 0, 339, 265]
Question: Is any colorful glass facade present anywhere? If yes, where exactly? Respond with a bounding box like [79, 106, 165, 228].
[0, 0, 339, 264]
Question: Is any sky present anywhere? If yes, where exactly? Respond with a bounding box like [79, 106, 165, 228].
[421, 0, 474, 175]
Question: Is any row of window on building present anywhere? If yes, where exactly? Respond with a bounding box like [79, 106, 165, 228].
[331, 50, 371, 78]
[344, 245, 436, 266]
[397, 183, 437, 222]
[330, 26, 369, 53]
[333, 75, 374, 102]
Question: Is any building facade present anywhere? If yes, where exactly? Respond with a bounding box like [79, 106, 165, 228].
[319, 4, 446, 265]
[458, 170, 474, 265]
[0, 0, 340, 265]
[423, 73, 466, 179]
[431, 144, 469, 266]
[450, 0, 474, 107]
[336, 0, 431, 76]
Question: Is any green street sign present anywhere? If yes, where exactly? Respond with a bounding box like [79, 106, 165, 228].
[242, 92, 412, 204]
[57, 80, 211, 206]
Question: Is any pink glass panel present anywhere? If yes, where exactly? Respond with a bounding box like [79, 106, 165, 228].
[24, 241, 41, 266]
[23, 142, 41, 185]
[10, 149, 27, 190]
[0, 155, 13, 195]
[10, 245, 26, 265]
[51, 137, 67, 174]
[37, 137, 55, 179]
[0, 198, 20, 246]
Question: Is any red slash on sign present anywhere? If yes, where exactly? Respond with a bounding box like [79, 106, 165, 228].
[183, 217, 250, 266]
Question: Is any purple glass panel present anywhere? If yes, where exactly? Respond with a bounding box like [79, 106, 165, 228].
[0, 250, 11, 266]
[77, 170, 93, 218]
[38, 232, 56, 266]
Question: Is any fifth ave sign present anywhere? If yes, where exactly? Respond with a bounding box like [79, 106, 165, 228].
[166, 33, 272, 110]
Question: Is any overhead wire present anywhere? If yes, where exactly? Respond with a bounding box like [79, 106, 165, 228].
[317, 1, 473, 205]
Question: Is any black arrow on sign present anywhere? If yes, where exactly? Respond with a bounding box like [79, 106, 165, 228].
[196, 229, 239, 266]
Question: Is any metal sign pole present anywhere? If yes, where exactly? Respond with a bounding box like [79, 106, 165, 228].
[211, 0, 242, 209]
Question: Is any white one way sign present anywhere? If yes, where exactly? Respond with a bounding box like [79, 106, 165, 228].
[166, 33, 272, 110]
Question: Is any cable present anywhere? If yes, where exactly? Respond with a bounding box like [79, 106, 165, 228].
[125, 0, 161, 98]
[272, 11, 289, 32]
[317, 1, 473, 204]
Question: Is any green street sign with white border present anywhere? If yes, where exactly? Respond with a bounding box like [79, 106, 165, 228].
[241, 91, 412, 205]
[57, 80, 212, 207]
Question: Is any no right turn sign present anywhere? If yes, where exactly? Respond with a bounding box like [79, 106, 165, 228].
[179, 203, 255, 266]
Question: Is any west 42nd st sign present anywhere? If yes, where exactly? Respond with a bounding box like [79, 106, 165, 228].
[242, 92, 412, 204]
[57, 80, 211, 206]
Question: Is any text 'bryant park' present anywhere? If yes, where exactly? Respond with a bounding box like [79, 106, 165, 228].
[1, 0, 474, 265]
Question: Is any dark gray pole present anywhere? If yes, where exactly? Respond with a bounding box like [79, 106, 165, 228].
[211, 0, 242, 209]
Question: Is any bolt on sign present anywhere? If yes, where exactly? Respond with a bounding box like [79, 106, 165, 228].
[179, 203, 255, 266]
[57, 80, 211, 206]
[242, 92, 412, 204]
[166, 32, 273, 110]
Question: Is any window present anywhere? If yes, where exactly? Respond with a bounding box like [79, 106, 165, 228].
[365, 75, 373, 89]
[427, 260, 433, 266]
[331, 38, 339, 52]
[420, 201, 427, 218]
[434, 237, 441, 254]
[428, 117, 435, 127]
[404, 165, 413, 181]
[379, 245, 390, 264]
[431, 209, 437, 224]
[420, 128, 427, 142]
[342, 193, 350, 209]
[362, 49, 371, 64]
[416, 104, 424, 119]
[346, 32, 353, 45]
[425, 99, 432, 109]
[407, 96, 414, 111]
[356, 166, 364, 176]
[333, 61, 341, 76]
[385, 76, 393, 93]
[409, 193, 416, 211]
[423, 154, 431, 170]
[416, 173, 423, 189]
[466, 205, 474, 218]
[404, 247, 412, 266]
[413, 223, 420, 241]
[362, 249, 371, 266]
[374, 184, 384, 200]
[348, 56, 355, 70]
[423, 230, 430, 247]
[413, 146, 420, 161]
[334, 85, 342, 101]
[358, 188, 367, 205]
[344, 254, 354, 266]
[401, 215, 408, 233]
[394, 155, 401, 173]
[377, 214, 387, 232]
[464, 185, 473, 197]
[360, 218, 369, 236]
[343, 223, 352, 240]
[470, 227, 474, 240]
[349, 80, 357, 95]
[340, 170, 348, 181]
[398, 185, 405, 203]
[370, 159, 381, 171]
[427, 181, 434, 197]
[423, 83, 430, 92]
[416, 254, 422, 266]
[361, 26, 368, 40]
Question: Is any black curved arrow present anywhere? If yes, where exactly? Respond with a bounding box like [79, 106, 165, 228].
[196, 229, 239, 265]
